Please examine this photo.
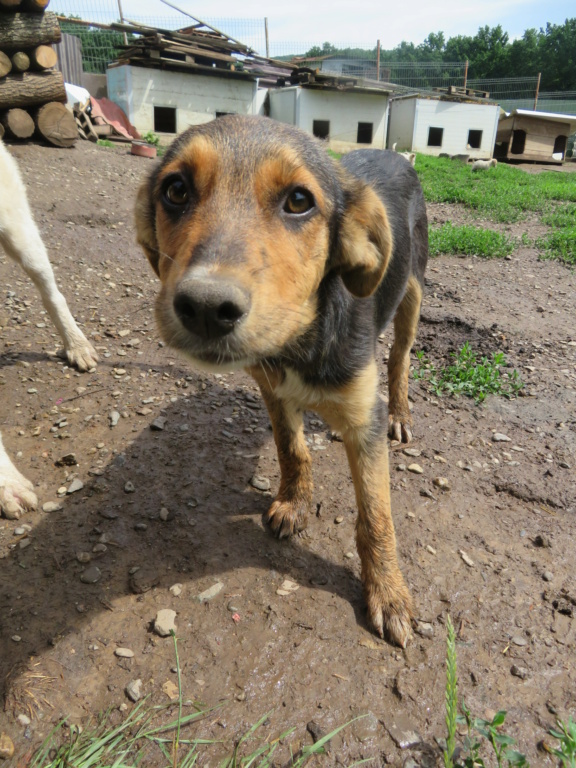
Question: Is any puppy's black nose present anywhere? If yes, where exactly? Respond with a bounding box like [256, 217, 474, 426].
[173, 277, 251, 340]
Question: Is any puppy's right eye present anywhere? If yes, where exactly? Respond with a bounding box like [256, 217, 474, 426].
[163, 177, 189, 207]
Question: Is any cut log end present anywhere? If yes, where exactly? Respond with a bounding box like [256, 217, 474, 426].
[31, 45, 57, 70]
[35, 101, 77, 147]
[0, 50, 12, 79]
[0, 107, 35, 139]
[11, 51, 30, 73]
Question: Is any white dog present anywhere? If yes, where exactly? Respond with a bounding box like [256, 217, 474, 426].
[0, 139, 98, 519]
[392, 142, 416, 167]
[471, 158, 497, 171]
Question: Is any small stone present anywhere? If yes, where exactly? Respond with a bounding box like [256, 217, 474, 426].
[403, 447, 421, 457]
[511, 664, 529, 680]
[334, 515, 344, 524]
[407, 463, 423, 474]
[42, 501, 62, 513]
[76, 551, 91, 564]
[276, 579, 299, 596]
[432, 476, 451, 491]
[459, 550, 474, 567]
[0, 733, 15, 759]
[115, 647, 134, 658]
[511, 635, 528, 647]
[492, 432, 511, 442]
[196, 582, 224, 602]
[344, 551, 355, 559]
[124, 481, 135, 493]
[542, 571, 554, 582]
[154, 609, 177, 637]
[109, 411, 120, 427]
[125, 679, 142, 702]
[150, 417, 167, 431]
[129, 566, 160, 594]
[92, 543, 107, 554]
[426, 545, 437, 555]
[250, 474, 270, 491]
[67, 478, 84, 494]
[16, 714, 31, 727]
[55, 453, 77, 467]
[415, 621, 434, 639]
[80, 565, 101, 584]
[385, 712, 421, 749]
[169, 583, 183, 597]
[159, 507, 172, 521]
[11, 635, 21, 643]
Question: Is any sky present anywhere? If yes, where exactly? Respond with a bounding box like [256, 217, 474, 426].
[113, 0, 575, 53]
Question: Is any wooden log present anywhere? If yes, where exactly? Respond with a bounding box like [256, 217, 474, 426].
[0, 12, 61, 49]
[10, 51, 30, 73]
[30, 44, 57, 70]
[0, 70, 66, 109]
[0, 107, 34, 138]
[0, 50, 11, 78]
[34, 101, 76, 147]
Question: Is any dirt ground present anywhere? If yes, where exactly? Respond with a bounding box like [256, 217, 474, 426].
[0, 140, 575, 767]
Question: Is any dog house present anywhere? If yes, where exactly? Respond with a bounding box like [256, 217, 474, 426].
[388, 93, 500, 160]
[495, 109, 576, 163]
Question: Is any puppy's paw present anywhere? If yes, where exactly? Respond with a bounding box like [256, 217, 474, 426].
[364, 580, 414, 648]
[264, 498, 309, 539]
[388, 414, 413, 444]
[0, 469, 38, 520]
[64, 339, 99, 372]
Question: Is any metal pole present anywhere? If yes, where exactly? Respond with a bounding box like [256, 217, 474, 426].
[264, 17, 269, 59]
[159, 0, 254, 52]
[376, 39, 380, 81]
[533, 72, 541, 111]
[116, 0, 128, 45]
[463, 59, 468, 89]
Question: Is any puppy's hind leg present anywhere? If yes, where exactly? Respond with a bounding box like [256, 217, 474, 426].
[251, 368, 313, 539]
[0, 433, 37, 519]
[387, 275, 423, 443]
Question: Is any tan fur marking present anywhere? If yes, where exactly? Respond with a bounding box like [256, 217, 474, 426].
[159, 136, 219, 199]
[388, 275, 423, 443]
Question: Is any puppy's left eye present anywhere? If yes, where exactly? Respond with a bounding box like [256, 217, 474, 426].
[163, 176, 189, 207]
[283, 188, 315, 215]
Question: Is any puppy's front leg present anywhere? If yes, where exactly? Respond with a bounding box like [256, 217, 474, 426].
[320, 362, 414, 647]
[250, 368, 313, 538]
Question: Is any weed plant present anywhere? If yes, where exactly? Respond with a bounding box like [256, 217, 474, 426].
[414, 343, 523, 404]
[429, 223, 516, 258]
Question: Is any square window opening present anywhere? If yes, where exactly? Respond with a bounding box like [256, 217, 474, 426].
[428, 126, 444, 147]
[357, 122, 373, 144]
[154, 106, 176, 134]
[313, 120, 330, 140]
[468, 129, 483, 149]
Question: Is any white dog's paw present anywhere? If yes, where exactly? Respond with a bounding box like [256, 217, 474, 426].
[63, 338, 99, 372]
[0, 469, 38, 519]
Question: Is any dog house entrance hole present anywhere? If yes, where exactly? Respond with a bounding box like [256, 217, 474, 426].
[510, 129, 526, 155]
[553, 135, 567, 158]
[357, 122, 373, 144]
[467, 129, 483, 149]
[313, 120, 330, 140]
[154, 106, 176, 134]
[427, 126, 444, 147]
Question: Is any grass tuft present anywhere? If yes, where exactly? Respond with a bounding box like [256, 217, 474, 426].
[429, 223, 516, 258]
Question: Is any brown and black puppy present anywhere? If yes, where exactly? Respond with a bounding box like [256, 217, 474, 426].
[135, 115, 428, 647]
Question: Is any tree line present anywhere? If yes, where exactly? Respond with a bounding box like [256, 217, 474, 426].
[304, 19, 576, 91]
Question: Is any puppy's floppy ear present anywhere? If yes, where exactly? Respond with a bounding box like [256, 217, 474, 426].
[334, 181, 393, 298]
[134, 178, 160, 277]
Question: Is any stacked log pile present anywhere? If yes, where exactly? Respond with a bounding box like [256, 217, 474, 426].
[0, 4, 77, 146]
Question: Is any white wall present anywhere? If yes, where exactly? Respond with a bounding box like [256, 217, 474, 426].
[107, 65, 259, 135]
[387, 98, 416, 150]
[270, 86, 389, 149]
[412, 98, 500, 158]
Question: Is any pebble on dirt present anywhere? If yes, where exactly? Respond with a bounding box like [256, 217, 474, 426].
[125, 679, 142, 702]
[154, 609, 177, 637]
[432, 477, 451, 491]
[250, 474, 271, 491]
[67, 478, 84, 494]
[150, 416, 167, 431]
[459, 550, 475, 567]
[80, 566, 101, 584]
[407, 463, 423, 474]
[109, 411, 120, 427]
[114, 647, 135, 658]
[511, 664, 529, 679]
[492, 432, 511, 442]
[276, 579, 299, 596]
[42, 501, 62, 513]
[196, 582, 224, 602]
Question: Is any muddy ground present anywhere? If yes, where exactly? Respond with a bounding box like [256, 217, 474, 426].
[0, 140, 575, 767]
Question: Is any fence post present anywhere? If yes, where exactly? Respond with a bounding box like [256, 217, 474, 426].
[376, 39, 380, 81]
[533, 72, 541, 111]
[264, 17, 269, 59]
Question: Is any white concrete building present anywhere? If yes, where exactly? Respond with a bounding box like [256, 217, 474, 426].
[106, 64, 266, 136]
[269, 84, 391, 152]
[388, 93, 500, 159]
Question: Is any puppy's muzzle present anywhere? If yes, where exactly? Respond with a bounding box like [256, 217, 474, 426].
[173, 276, 251, 340]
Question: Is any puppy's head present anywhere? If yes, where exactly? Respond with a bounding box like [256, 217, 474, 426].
[135, 115, 392, 370]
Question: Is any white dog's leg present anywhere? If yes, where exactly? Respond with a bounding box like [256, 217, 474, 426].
[0, 142, 98, 371]
[0, 433, 37, 519]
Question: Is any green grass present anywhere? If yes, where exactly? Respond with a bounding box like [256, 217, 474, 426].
[416, 155, 576, 223]
[536, 228, 576, 265]
[96, 139, 114, 148]
[429, 222, 516, 258]
[413, 342, 523, 404]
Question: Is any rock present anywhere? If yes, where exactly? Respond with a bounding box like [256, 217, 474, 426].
[42, 501, 62, 513]
[129, 566, 160, 594]
[250, 474, 271, 491]
[67, 478, 84, 494]
[276, 579, 299, 596]
[0, 733, 15, 759]
[459, 550, 474, 567]
[511, 635, 528, 647]
[407, 463, 423, 474]
[492, 433, 511, 442]
[159, 507, 171, 521]
[80, 565, 101, 584]
[415, 621, 434, 639]
[511, 664, 529, 680]
[109, 411, 120, 427]
[150, 417, 167, 431]
[432, 477, 451, 491]
[124, 481, 135, 493]
[334, 515, 344, 524]
[154, 609, 177, 637]
[169, 583, 183, 597]
[196, 582, 224, 602]
[16, 714, 31, 726]
[76, 551, 91, 564]
[403, 447, 421, 457]
[385, 712, 421, 749]
[543, 571, 554, 582]
[55, 453, 77, 467]
[114, 647, 134, 658]
[125, 679, 142, 702]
